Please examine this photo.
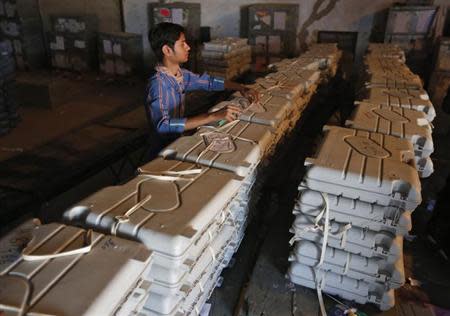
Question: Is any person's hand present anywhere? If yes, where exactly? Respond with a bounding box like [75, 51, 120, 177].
[209, 105, 242, 122]
[241, 87, 260, 104]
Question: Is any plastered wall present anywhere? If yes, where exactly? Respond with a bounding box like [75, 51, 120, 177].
[39, 0, 448, 66]
[38, 0, 122, 33]
[122, 0, 409, 65]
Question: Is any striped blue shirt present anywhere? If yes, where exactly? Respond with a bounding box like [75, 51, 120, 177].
[145, 67, 225, 135]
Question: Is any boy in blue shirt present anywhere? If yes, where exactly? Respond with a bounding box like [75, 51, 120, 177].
[146, 23, 258, 145]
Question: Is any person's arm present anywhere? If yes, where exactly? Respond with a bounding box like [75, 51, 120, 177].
[183, 70, 225, 92]
[224, 80, 259, 103]
[147, 76, 187, 134]
[184, 105, 242, 130]
[182, 70, 259, 102]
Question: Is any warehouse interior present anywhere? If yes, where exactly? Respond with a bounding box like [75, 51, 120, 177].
[1, 0, 450, 315]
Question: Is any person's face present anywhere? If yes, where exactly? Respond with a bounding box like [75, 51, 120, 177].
[164, 32, 190, 64]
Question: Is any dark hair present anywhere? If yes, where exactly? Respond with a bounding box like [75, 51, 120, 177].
[148, 22, 185, 62]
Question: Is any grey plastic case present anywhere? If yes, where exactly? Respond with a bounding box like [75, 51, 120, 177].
[357, 87, 436, 122]
[362, 71, 423, 89]
[160, 121, 274, 177]
[290, 214, 402, 260]
[301, 126, 422, 209]
[289, 240, 405, 289]
[0, 223, 153, 316]
[211, 95, 291, 128]
[294, 189, 412, 235]
[346, 102, 433, 158]
[288, 263, 395, 311]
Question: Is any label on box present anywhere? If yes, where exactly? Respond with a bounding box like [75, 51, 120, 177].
[56, 36, 65, 50]
[66, 19, 85, 33]
[416, 10, 435, 33]
[156, 7, 172, 23]
[172, 8, 184, 26]
[74, 40, 86, 49]
[103, 40, 112, 54]
[274, 11, 286, 30]
[68, 19, 77, 33]
[112, 43, 122, 56]
[56, 18, 67, 32]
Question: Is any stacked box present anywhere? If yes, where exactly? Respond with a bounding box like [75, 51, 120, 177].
[300, 43, 342, 77]
[244, 3, 299, 68]
[0, 222, 154, 315]
[48, 15, 98, 72]
[346, 102, 434, 178]
[356, 87, 435, 122]
[0, 46, 342, 315]
[366, 43, 406, 63]
[353, 44, 436, 177]
[99, 32, 143, 76]
[0, 40, 19, 135]
[288, 43, 434, 311]
[201, 37, 251, 80]
[63, 158, 246, 316]
[0, 0, 46, 70]
[57, 48, 342, 315]
[360, 45, 423, 91]
[288, 126, 420, 311]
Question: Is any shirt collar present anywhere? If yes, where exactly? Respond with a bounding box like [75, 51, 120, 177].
[156, 65, 183, 85]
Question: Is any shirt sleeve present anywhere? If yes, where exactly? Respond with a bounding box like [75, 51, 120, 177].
[182, 69, 225, 92]
[146, 75, 186, 134]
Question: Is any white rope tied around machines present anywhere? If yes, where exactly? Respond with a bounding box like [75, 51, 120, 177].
[22, 229, 93, 261]
[289, 191, 353, 316]
[289, 191, 352, 248]
[110, 169, 203, 236]
[0, 231, 105, 316]
[208, 246, 217, 265]
[315, 192, 330, 316]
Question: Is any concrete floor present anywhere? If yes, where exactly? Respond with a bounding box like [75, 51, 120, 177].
[0, 73, 145, 162]
[0, 71, 149, 225]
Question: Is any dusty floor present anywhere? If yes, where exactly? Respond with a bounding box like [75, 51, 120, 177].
[0, 72, 149, 225]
